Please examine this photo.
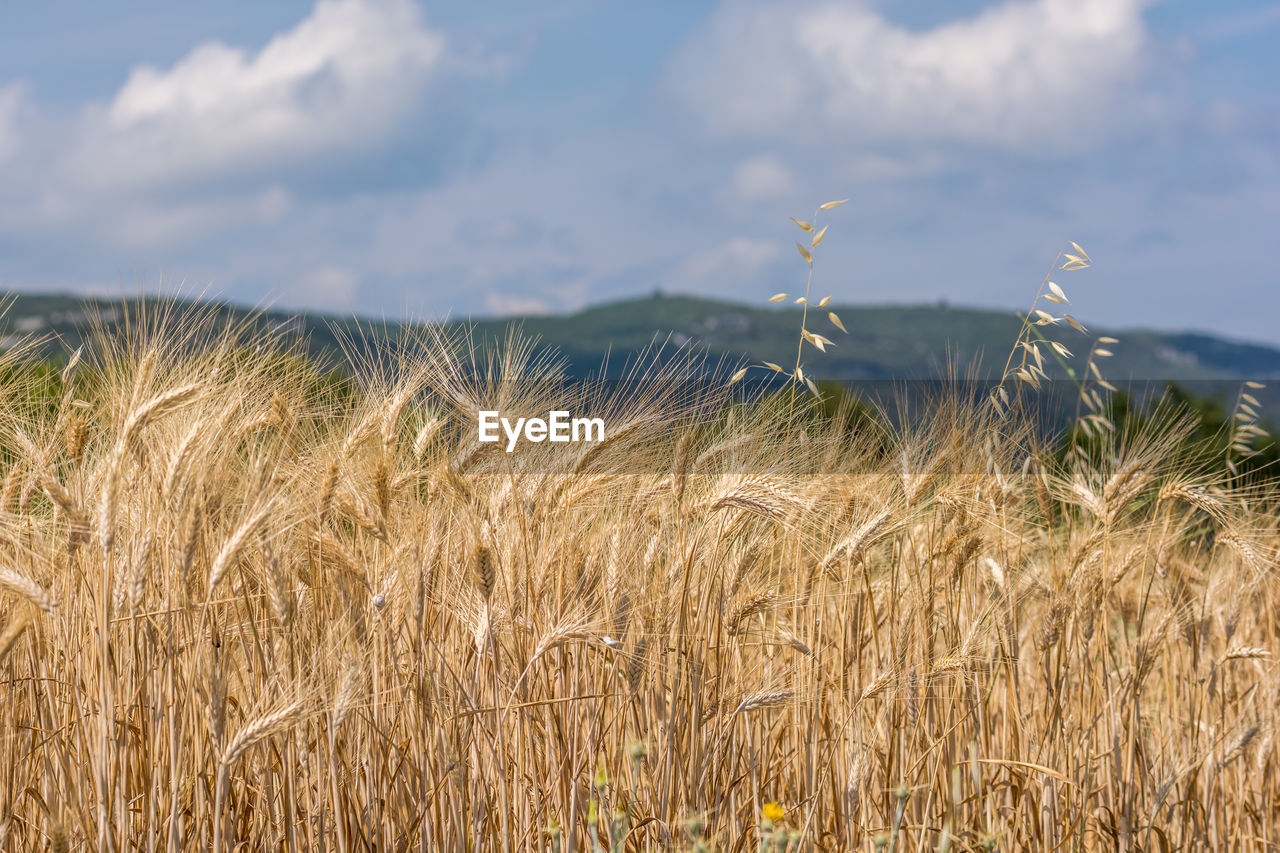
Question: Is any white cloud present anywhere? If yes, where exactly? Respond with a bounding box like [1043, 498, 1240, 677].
[70, 0, 445, 188]
[673, 0, 1154, 150]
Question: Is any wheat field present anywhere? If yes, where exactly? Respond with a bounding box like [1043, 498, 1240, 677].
[0, 300, 1277, 852]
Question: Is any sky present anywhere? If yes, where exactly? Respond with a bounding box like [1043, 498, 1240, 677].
[0, 0, 1277, 341]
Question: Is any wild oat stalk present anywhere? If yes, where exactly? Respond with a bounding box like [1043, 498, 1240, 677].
[1226, 380, 1271, 479]
[730, 199, 848, 395]
[989, 243, 1092, 416]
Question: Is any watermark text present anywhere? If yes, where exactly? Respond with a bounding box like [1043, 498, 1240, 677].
[478, 410, 605, 452]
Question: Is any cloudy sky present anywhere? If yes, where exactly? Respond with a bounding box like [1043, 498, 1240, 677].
[1, 1, 1277, 340]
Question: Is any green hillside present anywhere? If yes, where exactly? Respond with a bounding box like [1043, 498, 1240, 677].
[465, 294, 1280, 383]
[4, 290, 1280, 386]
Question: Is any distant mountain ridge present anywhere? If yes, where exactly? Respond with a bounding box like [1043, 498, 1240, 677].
[4, 290, 1280, 385]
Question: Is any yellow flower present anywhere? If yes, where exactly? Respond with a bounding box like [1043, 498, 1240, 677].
[762, 802, 785, 824]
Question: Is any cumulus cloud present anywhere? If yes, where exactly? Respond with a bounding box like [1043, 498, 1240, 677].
[673, 0, 1155, 150]
[70, 0, 446, 188]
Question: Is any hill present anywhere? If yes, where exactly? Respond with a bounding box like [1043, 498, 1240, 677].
[4, 289, 1280, 389]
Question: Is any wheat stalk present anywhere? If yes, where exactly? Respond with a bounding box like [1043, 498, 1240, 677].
[0, 567, 58, 614]
[221, 700, 304, 766]
[207, 504, 274, 592]
[732, 689, 794, 715]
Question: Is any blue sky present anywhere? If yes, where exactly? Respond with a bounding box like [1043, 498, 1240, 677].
[0, 1, 1277, 341]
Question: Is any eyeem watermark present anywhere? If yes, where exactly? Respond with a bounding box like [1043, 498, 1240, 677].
[478, 410, 605, 452]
